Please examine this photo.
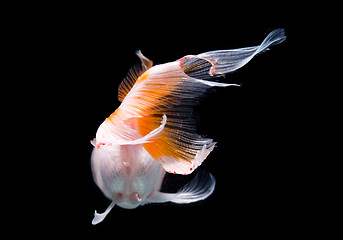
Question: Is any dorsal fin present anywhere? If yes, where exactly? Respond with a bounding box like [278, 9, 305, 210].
[118, 51, 153, 102]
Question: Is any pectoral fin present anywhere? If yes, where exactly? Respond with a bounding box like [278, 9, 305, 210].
[92, 201, 116, 225]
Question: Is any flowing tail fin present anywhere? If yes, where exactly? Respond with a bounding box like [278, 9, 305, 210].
[147, 171, 216, 204]
[181, 28, 286, 79]
[118, 30, 285, 176]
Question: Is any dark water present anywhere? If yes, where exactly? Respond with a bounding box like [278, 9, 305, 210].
[26, 4, 301, 238]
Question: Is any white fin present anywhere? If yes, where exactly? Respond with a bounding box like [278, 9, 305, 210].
[172, 171, 216, 203]
[147, 171, 216, 204]
[160, 143, 216, 175]
[194, 79, 240, 87]
[92, 201, 116, 225]
[115, 114, 167, 145]
[198, 28, 286, 75]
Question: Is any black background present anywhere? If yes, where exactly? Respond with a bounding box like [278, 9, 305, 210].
[19, 3, 305, 238]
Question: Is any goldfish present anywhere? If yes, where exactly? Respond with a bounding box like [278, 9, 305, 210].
[90, 28, 286, 224]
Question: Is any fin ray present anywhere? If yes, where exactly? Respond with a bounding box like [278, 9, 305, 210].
[198, 28, 286, 75]
[120, 60, 227, 174]
[147, 171, 216, 204]
[118, 29, 286, 174]
[118, 51, 153, 102]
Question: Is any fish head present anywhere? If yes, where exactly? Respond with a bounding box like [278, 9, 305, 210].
[91, 143, 165, 209]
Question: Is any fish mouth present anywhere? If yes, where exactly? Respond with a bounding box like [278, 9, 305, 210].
[116, 201, 141, 209]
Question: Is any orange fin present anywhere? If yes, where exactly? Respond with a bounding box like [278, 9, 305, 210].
[117, 30, 286, 174]
[118, 50, 153, 102]
[119, 61, 218, 175]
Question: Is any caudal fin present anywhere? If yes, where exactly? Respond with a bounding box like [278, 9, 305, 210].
[180, 28, 286, 79]
[118, 30, 285, 176]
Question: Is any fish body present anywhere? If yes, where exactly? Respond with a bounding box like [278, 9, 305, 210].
[91, 29, 286, 224]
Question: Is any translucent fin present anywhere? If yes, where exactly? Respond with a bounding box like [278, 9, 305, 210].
[120, 60, 231, 175]
[160, 143, 216, 175]
[113, 114, 167, 145]
[172, 171, 216, 203]
[180, 56, 213, 80]
[92, 201, 115, 225]
[147, 171, 216, 204]
[124, 114, 167, 145]
[198, 28, 286, 75]
[118, 60, 219, 175]
[118, 50, 153, 102]
[117, 29, 285, 175]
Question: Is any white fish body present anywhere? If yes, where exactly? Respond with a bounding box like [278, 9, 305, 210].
[91, 29, 286, 224]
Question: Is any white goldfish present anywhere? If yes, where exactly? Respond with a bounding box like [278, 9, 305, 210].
[91, 29, 286, 224]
